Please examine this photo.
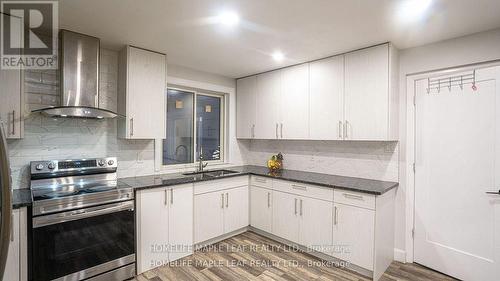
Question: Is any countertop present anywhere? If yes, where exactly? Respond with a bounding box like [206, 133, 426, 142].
[13, 165, 399, 208]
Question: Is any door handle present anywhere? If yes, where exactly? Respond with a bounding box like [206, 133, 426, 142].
[486, 190, 500, 195]
[280, 123, 283, 138]
[221, 193, 224, 209]
[170, 189, 173, 204]
[11, 110, 15, 135]
[130, 118, 134, 137]
[334, 206, 338, 225]
[338, 121, 342, 139]
[344, 120, 350, 139]
[299, 199, 303, 216]
[252, 124, 255, 138]
[294, 198, 297, 215]
[164, 189, 168, 206]
[275, 123, 279, 139]
[267, 192, 271, 208]
[225, 193, 229, 208]
[10, 214, 14, 242]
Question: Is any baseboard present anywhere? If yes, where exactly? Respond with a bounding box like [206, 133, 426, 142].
[394, 248, 406, 263]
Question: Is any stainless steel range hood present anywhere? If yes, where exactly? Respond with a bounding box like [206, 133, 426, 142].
[33, 30, 119, 119]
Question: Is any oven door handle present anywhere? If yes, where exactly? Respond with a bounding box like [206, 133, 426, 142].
[33, 201, 134, 228]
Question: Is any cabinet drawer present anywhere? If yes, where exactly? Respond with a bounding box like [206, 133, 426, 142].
[250, 176, 273, 188]
[194, 176, 249, 195]
[273, 180, 333, 201]
[334, 189, 375, 210]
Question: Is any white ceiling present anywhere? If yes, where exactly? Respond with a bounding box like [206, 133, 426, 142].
[60, 0, 500, 78]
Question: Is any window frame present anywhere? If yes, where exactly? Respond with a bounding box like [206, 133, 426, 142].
[161, 86, 226, 168]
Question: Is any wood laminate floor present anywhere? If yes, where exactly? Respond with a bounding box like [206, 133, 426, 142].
[133, 231, 457, 281]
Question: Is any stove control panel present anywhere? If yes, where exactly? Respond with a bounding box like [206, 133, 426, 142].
[30, 157, 118, 178]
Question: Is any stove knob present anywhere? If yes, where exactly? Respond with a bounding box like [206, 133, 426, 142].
[48, 162, 56, 169]
[98, 160, 106, 167]
[107, 159, 114, 166]
[35, 164, 44, 170]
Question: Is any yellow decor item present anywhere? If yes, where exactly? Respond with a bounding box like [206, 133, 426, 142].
[267, 152, 283, 171]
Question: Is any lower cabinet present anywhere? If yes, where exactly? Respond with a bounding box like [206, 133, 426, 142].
[250, 186, 273, 233]
[136, 184, 193, 274]
[194, 178, 249, 244]
[4, 207, 27, 281]
[272, 191, 300, 243]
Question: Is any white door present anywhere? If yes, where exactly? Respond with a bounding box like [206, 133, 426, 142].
[309, 55, 344, 140]
[272, 191, 299, 243]
[223, 186, 249, 233]
[255, 70, 281, 139]
[236, 76, 257, 138]
[250, 186, 273, 232]
[280, 64, 309, 139]
[168, 184, 193, 262]
[136, 188, 169, 273]
[332, 203, 375, 270]
[414, 66, 500, 281]
[127, 46, 166, 139]
[194, 191, 224, 243]
[344, 44, 389, 140]
[299, 197, 333, 254]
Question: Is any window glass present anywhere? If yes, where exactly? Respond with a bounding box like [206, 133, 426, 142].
[163, 89, 194, 165]
[196, 95, 221, 161]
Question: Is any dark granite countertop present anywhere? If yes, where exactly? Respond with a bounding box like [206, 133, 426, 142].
[13, 188, 32, 209]
[120, 165, 398, 195]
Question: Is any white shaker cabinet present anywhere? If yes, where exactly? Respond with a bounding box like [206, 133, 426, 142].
[255, 70, 281, 139]
[118, 45, 166, 139]
[280, 64, 310, 139]
[194, 190, 225, 244]
[298, 196, 333, 254]
[136, 184, 193, 274]
[344, 44, 398, 140]
[272, 191, 300, 243]
[250, 185, 273, 233]
[4, 207, 28, 281]
[223, 186, 249, 233]
[309, 55, 344, 140]
[236, 76, 257, 138]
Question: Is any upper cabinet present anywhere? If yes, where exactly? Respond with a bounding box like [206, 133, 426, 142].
[0, 14, 24, 139]
[236, 43, 398, 141]
[236, 76, 257, 138]
[118, 46, 166, 139]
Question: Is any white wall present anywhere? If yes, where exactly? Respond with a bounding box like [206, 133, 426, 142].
[395, 28, 500, 258]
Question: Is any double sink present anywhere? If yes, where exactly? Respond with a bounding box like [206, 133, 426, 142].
[182, 169, 240, 179]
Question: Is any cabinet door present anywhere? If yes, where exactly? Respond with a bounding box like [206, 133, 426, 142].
[332, 203, 375, 270]
[272, 191, 299, 243]
[127, 46, 166, 139]
[309, 56, 344, 140]
[0, 14, 23, 139]
[250, 186, 272, 233]
[194, 191, 224, 243]
[4, 209, 20, 281]
[136, 188, 169, 274]
[299, 197, 333, 255]
[344, 44, 389, 140]
[168, 184, 193, 262]
[280, 64, 309, 139]
[255, 70, 281, 139]
[236, 76, 257, 139]
[223, 186, 249, 233]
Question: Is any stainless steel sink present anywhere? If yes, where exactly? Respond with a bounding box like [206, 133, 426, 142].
[183, 169, 240, 178]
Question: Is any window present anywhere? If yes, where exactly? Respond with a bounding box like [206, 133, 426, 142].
[162, 88, 224, 166]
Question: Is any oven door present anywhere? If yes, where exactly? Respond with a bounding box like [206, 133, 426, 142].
[31, 201, 135, 281]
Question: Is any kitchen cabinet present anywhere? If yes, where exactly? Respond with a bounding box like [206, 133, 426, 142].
[194, 177, 249, 244]
[344, 44, 398, 140]
[280, 64, 309, 139]
[309, 55, 344, 140]
[4, 207, 27, 281]
[118, 45, 166, 139]
[0, 14, 24, 139]
[250, 185, 273, 233]
[255, 70, 281, 139]
[236, 76, 257, 138]
[299, 196, 333, 253]
[272, 191, 300, 243]
[136, 184, 193, 274]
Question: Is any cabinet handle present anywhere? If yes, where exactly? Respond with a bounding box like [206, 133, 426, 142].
[275, 123, 279, 139]
[221, 193, 224, 209]
[345, 120, 349, 139]
[225, 193, 229, 208]
[280, 123, 283, 138]
[164, 189, 168, 206]
[294, 198, 297, 215]
[252, 124, 255, 138]
[254, 177, 266, 183]
[343, 193, 364, 200]
[130, 118, 134, 137]
[338, 121, 342, 139]
[10, 214, 14, 242]
[334, 206, 338, 225]
[300, 199, 303, 216]
[267, 192, 271, 208]
[11, 110, 15, 135]
[170, 189, 173, 204]
[292, 184, 307, 191]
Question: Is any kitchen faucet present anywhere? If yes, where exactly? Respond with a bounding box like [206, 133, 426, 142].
[197, 147, 208, 172]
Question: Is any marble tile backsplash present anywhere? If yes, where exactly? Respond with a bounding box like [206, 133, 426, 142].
[7, 49, 155, 189]
[239, 140, 399, 182]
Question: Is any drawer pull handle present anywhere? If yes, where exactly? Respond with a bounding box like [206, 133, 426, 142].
[292, 184, 307, 191]
[254, 178, 266, 183]
[343, 193, 364, 200]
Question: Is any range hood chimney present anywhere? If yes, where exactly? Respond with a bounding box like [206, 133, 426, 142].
[33, 30, 119, 118]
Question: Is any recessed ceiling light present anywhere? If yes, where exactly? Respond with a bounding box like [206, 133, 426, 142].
[272, 51, 284, 62]
[217, 11, 240, 26]
[397, 0, 433, 23]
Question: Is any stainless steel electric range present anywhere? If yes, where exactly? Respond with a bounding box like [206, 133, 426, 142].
[29, 157, 135, 281]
